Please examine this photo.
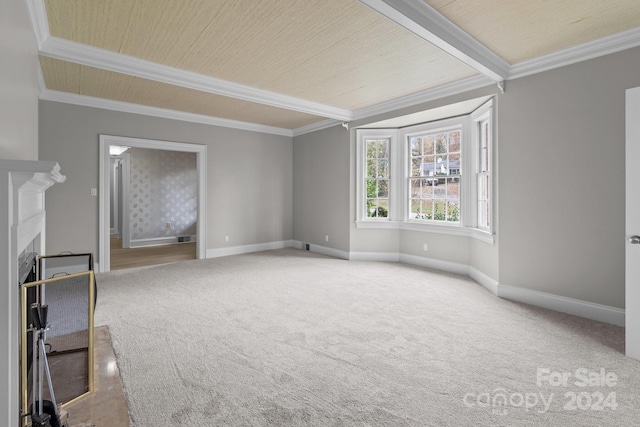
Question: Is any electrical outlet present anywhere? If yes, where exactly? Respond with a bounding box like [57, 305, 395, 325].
[325, 235, 329, 242]
[90, 188, 97, 197]
[224, 235, 229, 242]
[166, 222, 171, 229]
[423, 243, 428, 251]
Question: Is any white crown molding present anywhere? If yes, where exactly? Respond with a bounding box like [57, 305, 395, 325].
[28, 0, 640, 134]
[358, 0, 509, 82]
[40, 89, 294, 137]
[39, 36, 352, 122]
[509, 26, 640, 80]
[352, 74, 494, 122]
[26, 0, 49, 49]
[292, 119, 342, 137]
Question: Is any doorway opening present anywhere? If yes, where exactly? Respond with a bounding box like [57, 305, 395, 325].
[99, 135, 207, 272]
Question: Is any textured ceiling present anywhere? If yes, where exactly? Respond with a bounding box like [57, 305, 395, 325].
[425, 0, 640, 64]
[39, 56, 325, 129]
[36, 0, 640, 132]
[45, 0, 476, 108]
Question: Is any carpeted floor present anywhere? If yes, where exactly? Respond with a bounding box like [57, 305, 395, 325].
[95, 248, 640, 426]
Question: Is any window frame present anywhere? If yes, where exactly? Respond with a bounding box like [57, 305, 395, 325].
[470, 99, 494, 235]
[401, 117, 468, 227]
[355, 99, 495, 244]
[356, 130, 397, 223]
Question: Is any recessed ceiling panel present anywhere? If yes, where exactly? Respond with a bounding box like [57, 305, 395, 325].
[39, 56, 325, 129]
[426, 0, 640, 64]
[44, 0, 478, 110]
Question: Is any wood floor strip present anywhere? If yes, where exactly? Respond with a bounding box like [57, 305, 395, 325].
[110, 235, 196, 270]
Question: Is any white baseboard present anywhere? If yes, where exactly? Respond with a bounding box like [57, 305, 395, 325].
[207, 240, 293, 258]
[400, 253, 470, 276]
[292, 240, 350, 260]
[498, 284, 625, 327]
[469, 266, 500, 295]
[349, 251, 399, 262]
[344, 250, 624, 326]
[130, 235, 196, 248]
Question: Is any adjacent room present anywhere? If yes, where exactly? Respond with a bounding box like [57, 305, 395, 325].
[2, 0, 640, 426]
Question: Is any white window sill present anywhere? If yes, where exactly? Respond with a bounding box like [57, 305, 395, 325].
[355, 220, 495, 244]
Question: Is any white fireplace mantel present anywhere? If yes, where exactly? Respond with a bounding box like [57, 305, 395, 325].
[0, 159, 66, 427]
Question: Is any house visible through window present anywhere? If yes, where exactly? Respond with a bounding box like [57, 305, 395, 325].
[356, 98, 494, 242]
[409, 127, 461, 222]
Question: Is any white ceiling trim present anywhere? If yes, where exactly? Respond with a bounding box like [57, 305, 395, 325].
[39, 37, 353, 122]
[291, 75, 494, 136]
[352, 74, 494, 122]
[509, 26, 640, 80]
[28, 0, 640, 136]
[292, 119, 342, 137]
[39, 88, 294, 137]
[358, 0, 509, 82]
[25, 0, 48, 49]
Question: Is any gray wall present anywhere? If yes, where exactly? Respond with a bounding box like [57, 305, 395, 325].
[0, 1, 40, 425]
[499, 46, 640, 309]
[39, 101, 293, 256]
[293, 125, 351, 252]
[0, 0, 39, 160]
[293, 47, 640, 310]
[36, 47, 640, 311]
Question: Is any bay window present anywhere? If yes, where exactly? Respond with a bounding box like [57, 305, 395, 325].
[356, 99, 494, 242]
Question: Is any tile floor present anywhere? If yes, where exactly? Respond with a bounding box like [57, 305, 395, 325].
[64, 326, 129, 427]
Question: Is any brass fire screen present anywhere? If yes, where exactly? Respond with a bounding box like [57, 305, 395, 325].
[20, 270, 95, 424]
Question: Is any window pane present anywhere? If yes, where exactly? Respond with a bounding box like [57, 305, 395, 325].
[411, 158, 422, 176]
[378, 179, 389, 198]
[447, 201, 460, 222]
[435, 135, 447, 154]
[434, 185, 446, 198]
[379, 140, 389, 158]
[433, 200, 446, 221]
[366, 141, 377, 159]
[410, 137, 421, 157]
[448, 153, 461, 175]
[410, 199, 434, 220]
[448, 130, 461, 152]
[366, 159, 376, 178]
[377, 159, 389, 178]
[410, 178, 421, 197]
[445, 178, 459, 199]
[366, 179, 377, 198]
[423, 136, 434, 155]
[367, 199, 388, 218]
[422, 200, 433, 220]
[423, 156, 435, 176]
[422, 181, 434, 198]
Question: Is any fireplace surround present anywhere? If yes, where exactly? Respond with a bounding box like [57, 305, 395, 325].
[0, 160, 66, 427]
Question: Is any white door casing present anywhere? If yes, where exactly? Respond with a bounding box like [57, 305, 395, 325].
[99, 135, 207, 272]
[625, 86, 640, 361]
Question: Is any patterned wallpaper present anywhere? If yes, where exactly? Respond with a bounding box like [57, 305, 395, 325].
[129, 148, 197, 240]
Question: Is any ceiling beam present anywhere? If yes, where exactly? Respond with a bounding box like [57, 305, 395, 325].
[358, 0, 510, 83]
[38, 37, 353, 122]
